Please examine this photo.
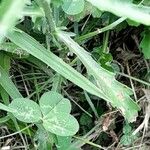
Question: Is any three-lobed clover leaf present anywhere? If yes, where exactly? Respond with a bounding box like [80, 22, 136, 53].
[40, 91, 79, 136]
[8, 91, 79, 136]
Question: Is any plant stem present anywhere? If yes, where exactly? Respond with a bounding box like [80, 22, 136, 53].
[117, 72, 150, 87]
[102, 30, 110, 53]
[36, 0, 56, 32]
[75, 17, 126, 42]
[0, 124, 32, 140]
[76, 0, 145, 43]
[73, 136, 106, 150]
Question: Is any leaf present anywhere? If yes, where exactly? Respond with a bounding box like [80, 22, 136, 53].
[99, 52, 114, 72]
[62, 0, 85, 15]
[91, 7, 102, 18]
[56, 30, 140, 122]
[120, 124, 138, 146]
[34, 126, 54, 150]
[9, 98, 42, 123]
[140, 31, 150, 59]
[39, 91, 79, 136]
[86, 0, 150, 26]
[0, 51, 27, 139]
[56, 136, 71, 150]
[0, 102, 15, 113]
[52, 0, 63, 7]
[0, 66, 22, 99]
[143, 0, 150, 6]
[0, 0, 26, 43]
[120, 135, 133, 146]
[0, 42, 29, 58]
[43, 114, 79, 136]
[0, 115, 10, 124]
[126, 19, 140, 27]
[40, 91, 71, 115]
[7, 29, 108, 104]
[66, 2, 92, 22]
[123, 124, 132, 134]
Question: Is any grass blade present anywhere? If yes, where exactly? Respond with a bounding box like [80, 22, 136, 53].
[56, 30, 140, 122]
[0, 103, 15, 113]
[0, 66, 22, 99]
[87, 0, 150, 26]
[7, 29, 107, 101]
[0, 0, 26, 43]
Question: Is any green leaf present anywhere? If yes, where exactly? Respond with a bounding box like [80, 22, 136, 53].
[99, 52, 114, 72]
[123, 124, 132, 134]
[0, 102, 15, 113]
[120, 133, 138, 146]
[66, 2, 92, 22]
[39, 91, 79, 136]
[56, 30, 140, 122]
[56, 136, 71, 150]
[7, 29, 108, 105]
[120, 135, 133, 146]
[43, 114, 79, 136]
[56, 136, 80, 150]
[9, 98, 42, 123]
[121, 123, 138, 146]
[62, 0, 85, 15]
[140, 31, 150, 59]
[34, 126, 54, 150]
[143, 0, 150, 6]
[0, 66, 22, 99]
[39, 91, 70, 115]
[0, 42, 29, 58]
[52, 0, 63, 7]
[91, 7, 102, 18]
[0, 0, 26, 43]
[126, 19, 140, 27]
[0, 115, 10, 124]
[86, 0, 150, 26]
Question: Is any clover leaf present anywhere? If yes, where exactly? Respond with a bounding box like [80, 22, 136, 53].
[40, 91, 79, 136]
[9, 98, 42, 123]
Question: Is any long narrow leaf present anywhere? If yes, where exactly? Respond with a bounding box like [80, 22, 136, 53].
[7, 29, 108, 101]
[87, 0, 150, 26]
[0, 0, 26, 43]
[0, 102, 15, 113]
[0, 66, 22, 99]
[56, 30, 140, 122]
